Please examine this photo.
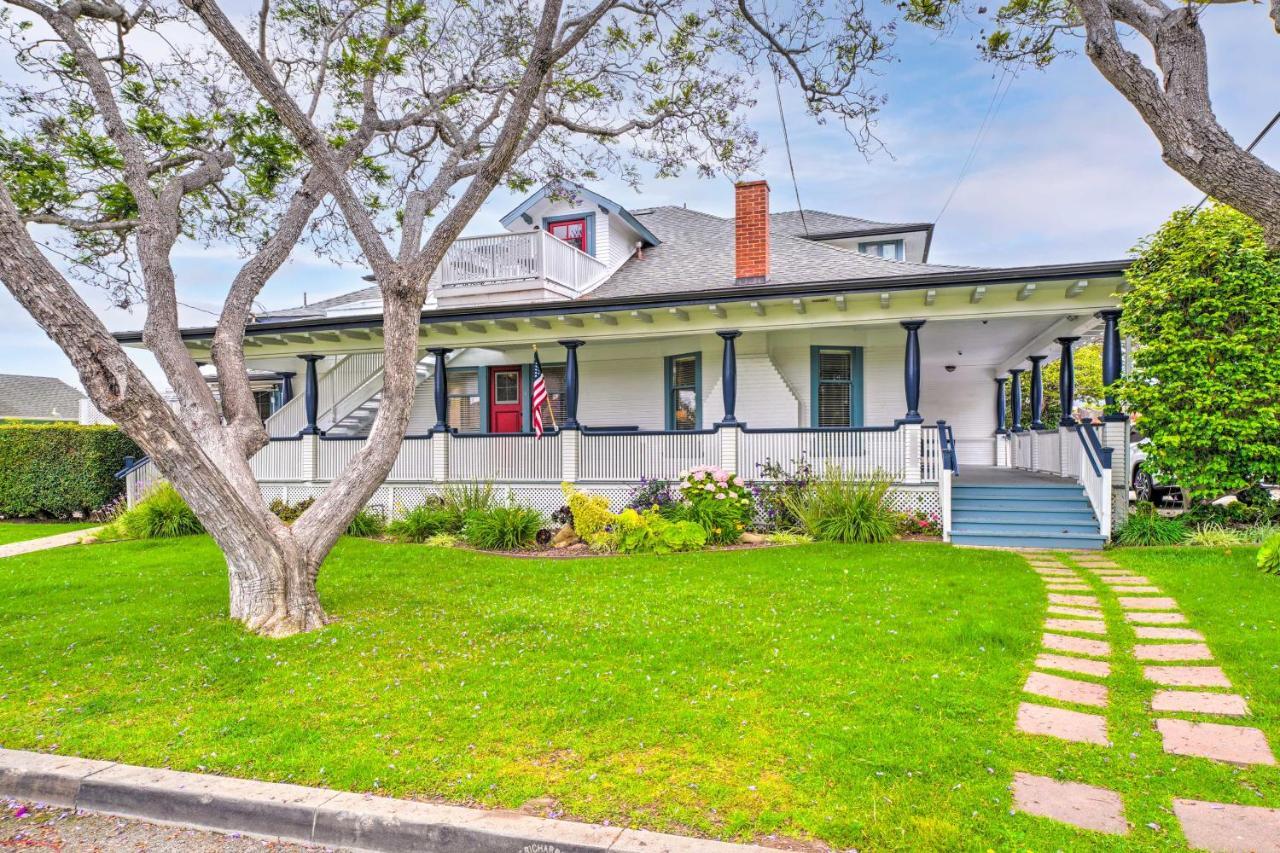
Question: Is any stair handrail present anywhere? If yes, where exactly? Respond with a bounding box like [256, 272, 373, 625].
[1073, 421, 1112, 539]
[935, 419, 959, 477]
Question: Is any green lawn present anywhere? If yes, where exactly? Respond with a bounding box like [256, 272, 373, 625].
[0, 538, 1275, 849]
[0, 520, 95, 546]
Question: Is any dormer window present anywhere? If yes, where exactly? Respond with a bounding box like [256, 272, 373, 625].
[548, 217, 587, 252]
[858, 239, 904, 260]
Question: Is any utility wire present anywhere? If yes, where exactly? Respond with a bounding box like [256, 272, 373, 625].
[772, 64, 809, 236]
[1190, 108, 1280, 213]
[934, 68, 1015, 226]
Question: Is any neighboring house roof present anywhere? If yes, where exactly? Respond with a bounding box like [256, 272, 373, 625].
[588, 206, 968, 299]
[0, 374, 84, 421]
[256, 200, 964, 319]
[769, 209, 931, 240]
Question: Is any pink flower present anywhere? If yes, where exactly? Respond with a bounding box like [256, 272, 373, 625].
[715, 493, 726, 500]
[704, 483, 715, 491]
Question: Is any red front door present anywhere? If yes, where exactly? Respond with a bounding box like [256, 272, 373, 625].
[489, 367, 523, 433]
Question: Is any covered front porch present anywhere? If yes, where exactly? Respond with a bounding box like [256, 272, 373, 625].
[121, 263, 1130, 543]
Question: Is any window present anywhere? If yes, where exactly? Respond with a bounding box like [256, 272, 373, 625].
[448, 369, 482, 432]
[548, 217, 587, 252]
[253, 389, 276, 421]
[811, 347, 863, 427]
[539, 364, 568, 427]
[665, 353, 701, 431]
[858, 239, 904, 261]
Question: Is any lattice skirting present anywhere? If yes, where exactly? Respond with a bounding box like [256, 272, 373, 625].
[258, 480, 942, 521]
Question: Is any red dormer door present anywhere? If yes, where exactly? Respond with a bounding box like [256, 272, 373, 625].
[548, 218, 587, 252]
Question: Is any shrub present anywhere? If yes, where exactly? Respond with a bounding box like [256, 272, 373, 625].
[1114, 503, 1187, 546]
[441, 481, 496, 530]
[346, 508, 385, 538]
[424, 532, 461, 548]
[0, 424, 139, 518]
[387, 503, 454, 542]
[782, 468, 897, 544]
[1242, 523, 1280, 544]
[766, 531, 813, 545]
[463, 503, 543, 550]
[105, 482, 204, 539]
[1259, 532, 1280, 574]
[898, 510, 942, 538]
[561, 482, 613, 539]
[1185, 523, 1244, 548]
[610, 508, 707, 554]
[667, 465, 754, 544]
[270, 497, 315, 523]
[753, 457, 814, 532]
[626, 478, 678, 514]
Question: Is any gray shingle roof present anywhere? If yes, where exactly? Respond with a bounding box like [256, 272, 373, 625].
[0, 374, 84, 421]
[769, 209, 930, 239]
[256, 203, 963, 317]
[586, 206, 967, 300]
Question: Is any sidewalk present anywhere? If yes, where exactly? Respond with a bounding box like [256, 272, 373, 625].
[0, 527, 100, 559]
[0, 749, 769, 853]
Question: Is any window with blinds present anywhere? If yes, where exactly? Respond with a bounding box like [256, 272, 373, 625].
[448, 369, 482, 432]
[813, 348, 861, 427]
[540, 364, 568, 427]
[666, 353, 700, 430]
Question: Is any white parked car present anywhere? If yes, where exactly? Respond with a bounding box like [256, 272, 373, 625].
[1130, 433, 1177, 504]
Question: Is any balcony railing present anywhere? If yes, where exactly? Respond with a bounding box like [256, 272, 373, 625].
[432, 230, 609, 294]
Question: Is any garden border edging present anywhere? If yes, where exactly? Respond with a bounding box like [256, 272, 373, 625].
[0, 748, 768, 853]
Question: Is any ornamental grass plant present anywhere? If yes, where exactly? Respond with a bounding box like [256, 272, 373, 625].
[782, 467, 897, 544]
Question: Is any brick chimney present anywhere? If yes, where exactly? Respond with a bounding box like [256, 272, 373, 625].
[734, 180, 770, 284]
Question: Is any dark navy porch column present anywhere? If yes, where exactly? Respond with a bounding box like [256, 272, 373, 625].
[1028, 355, 1048, 430]
[428, 347, 452, 431]
[558, 339, 584, 429]
[278, 371, 295, 405]
[716, 330, 741, 426]
[1009, 368, 1025, 432]
[995, 376, 1009, 434]
[1097, 309, 1123, 418]
[1057, 336, 1081, 426]
[298, 355, 324, 435]
[900, 320, 925, 424]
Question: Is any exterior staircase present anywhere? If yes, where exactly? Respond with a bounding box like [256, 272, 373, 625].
[950, 480, 1105, 550]
[325, 359, 434, 437]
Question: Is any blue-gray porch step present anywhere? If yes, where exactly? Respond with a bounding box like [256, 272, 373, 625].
[952, 515, 1098, 533]
[949, 476, 1103, 550]
[952, 500, 1094, 515]
[950, 529, 1106, 550]
[952, 485, 1085, 500]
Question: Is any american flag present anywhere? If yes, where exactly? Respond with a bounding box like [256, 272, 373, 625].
[531, 351, 548, 439]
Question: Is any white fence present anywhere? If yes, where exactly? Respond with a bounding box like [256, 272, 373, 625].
[580, 430, 720, 481]
[450, 432, 563, 481]
[738, 428, 909, 481]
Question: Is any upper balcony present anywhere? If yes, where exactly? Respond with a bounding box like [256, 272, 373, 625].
[429, 230, 611, 307]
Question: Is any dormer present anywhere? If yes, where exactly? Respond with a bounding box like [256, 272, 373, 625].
[429, 182, 660, 309]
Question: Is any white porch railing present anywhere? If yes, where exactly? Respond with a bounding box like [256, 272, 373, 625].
[451, 432, 563, 481]
[250, 439, 306, 480]
[1012, 432, 1032, 469]
[1035, 430, 1061, 475]
[738, 427, 910, 481]
[315, 436, 435, 480]
[580, 430, 720, 481]
[265, 352, 385, 437]
[433, 230, 608, 293]
[1075, 425, 1112, 535]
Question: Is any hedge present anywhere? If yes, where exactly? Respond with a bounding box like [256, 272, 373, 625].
[0, 424, 140, 518]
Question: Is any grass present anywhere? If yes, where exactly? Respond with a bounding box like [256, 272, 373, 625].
[0, 520, 95, 546]
[0, 538, 1275, 849]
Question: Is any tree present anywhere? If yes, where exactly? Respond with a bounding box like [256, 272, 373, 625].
[0, 0, 893, 636]
[902, 0, 1280, 250]
[1114, 204, 1280, 500]
[1011, 343, 1104, 429]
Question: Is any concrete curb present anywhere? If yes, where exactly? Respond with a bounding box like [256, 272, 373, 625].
[0, 749, 768, 853]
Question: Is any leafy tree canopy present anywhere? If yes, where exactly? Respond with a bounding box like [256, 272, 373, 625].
[1115, 205, 1280, 500]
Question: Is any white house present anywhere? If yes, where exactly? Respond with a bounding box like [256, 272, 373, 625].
[117, 180, 1132, 549]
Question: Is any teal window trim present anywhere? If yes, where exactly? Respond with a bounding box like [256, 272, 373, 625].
[858, 239, 904, 261]
[809, 346, 864, 428]
[664, 351, 702, 431]
[542, 211, 596, 256]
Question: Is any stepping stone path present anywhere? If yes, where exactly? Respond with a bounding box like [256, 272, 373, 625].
[1174, 799, 1280, 853]
[1012, 773, 1127, 835]
[1010, 552, 1279, 842]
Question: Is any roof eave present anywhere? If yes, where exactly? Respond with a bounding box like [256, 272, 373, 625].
[113, 258, 1130, 345]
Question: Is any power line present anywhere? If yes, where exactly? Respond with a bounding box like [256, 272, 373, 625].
[1190, 108, 1280, 213]
[772, 64, 809, 236]
[934, 68, 1015, 226]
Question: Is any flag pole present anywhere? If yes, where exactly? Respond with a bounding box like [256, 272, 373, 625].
[534, 344, 558, 430]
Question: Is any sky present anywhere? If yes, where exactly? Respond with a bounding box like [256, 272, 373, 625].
[2, 4, 1279, 392]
